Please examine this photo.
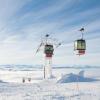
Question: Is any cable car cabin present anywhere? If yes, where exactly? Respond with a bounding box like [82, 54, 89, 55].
[44, 44, 54, 57]
[74, 39, 86, 55]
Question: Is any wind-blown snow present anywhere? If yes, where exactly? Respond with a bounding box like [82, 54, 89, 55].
[57, 71, 98, 83]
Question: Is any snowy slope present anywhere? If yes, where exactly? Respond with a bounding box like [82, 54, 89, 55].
[0, 80, 100, 100]
[0, 66, 100, 100]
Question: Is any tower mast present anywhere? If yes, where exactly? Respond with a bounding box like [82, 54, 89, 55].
[35, 34, 61, 79]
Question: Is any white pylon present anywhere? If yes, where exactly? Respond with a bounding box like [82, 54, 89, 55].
[44, 57, 52, 79]
[35, 34, 61, 79]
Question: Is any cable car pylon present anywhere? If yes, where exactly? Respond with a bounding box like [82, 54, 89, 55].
[35, 34, 61, 79]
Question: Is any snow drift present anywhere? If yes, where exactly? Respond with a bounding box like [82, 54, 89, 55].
[57, 70, 98, 83]
[0, 80, 7, 83]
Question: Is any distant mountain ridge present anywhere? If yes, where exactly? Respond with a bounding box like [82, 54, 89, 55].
[0, 65, 100, 71]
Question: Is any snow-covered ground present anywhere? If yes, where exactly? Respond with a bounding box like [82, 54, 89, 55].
[0, 66, 100, 100]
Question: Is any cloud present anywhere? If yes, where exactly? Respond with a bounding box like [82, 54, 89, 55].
[0, 0, 100, 65]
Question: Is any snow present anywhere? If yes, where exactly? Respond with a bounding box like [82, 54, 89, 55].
[57, 70, 98, 83]
[0, 66, 100, 100]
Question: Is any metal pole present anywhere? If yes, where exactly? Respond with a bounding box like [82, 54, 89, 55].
[82, 32, 83, 39]
[44, 65, 45, 79]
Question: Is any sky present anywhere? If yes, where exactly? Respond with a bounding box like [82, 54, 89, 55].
[0, 0, 100, 66]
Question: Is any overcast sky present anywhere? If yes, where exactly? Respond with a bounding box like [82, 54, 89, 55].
[0, 0, 100, 66]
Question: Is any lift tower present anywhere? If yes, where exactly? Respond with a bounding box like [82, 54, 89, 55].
[36, 34, 61, 79]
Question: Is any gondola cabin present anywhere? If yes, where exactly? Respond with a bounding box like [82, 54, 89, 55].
[44, 44, 54, 57]
[74, 39, 86, 55]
